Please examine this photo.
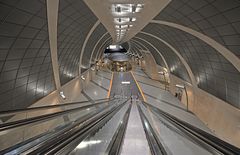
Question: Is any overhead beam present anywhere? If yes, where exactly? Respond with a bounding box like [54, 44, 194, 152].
[96, 37, 112, 60]
[133, 37, 170, 71]
[47, 0, 61, 89]
[90, 32, 109, 64]
[79, 20, 100, 74]
[139, 31, 197, 87]
[151, 20, 240, 72]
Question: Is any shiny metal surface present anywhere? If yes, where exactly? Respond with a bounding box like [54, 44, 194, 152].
[69, 102, 130, 155]
[108, 53, 130, 62]
[0, 100, 110, 152]
[110, 72, 142, 99]
[2, 69, 238, 154]
[139, 103, 216, 155]
[120, 101, 151, 155]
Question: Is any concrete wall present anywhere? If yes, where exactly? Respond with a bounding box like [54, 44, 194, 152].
[31, 68, 96, 107]
[169, 74, 240, 148]
[141, 51, 159, 80]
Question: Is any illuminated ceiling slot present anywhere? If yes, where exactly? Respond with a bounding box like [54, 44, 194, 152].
[115, 25, 128, 29]
[111, 3, 144, 42]
[114, 17, 136, 24]
[135, 4, 144, 12]
[111, 4, 144, 15]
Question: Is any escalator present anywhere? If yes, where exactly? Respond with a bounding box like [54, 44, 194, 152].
[0, 98, 239, 154]
[0, 97, 127, 154]
[0, 71, 239, 155]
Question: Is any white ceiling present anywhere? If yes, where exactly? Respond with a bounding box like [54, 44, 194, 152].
[84, 0, 171, 44]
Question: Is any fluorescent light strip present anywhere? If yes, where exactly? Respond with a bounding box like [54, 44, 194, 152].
[114, 17, 136, 24]
[111, 4, 144, 15]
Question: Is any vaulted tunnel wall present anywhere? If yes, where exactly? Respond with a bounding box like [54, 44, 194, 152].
[130, 0, 240, 109]
[0, 0, 111, 111]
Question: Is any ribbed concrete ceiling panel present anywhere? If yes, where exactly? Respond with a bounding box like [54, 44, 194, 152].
[132, 41, 144, 57]
[57, 0, 97, 85]
[0, 0, 55, 111]
[82, 24, 107, 68]
[91, 34, 111, 63]
[136, 33, 191, 83]
[96, 39, 113, 60]
[130, 44, 141, 57]
[154, 0, 240, 58]
[130, 40, 147, 51]
[133, 37, 166, 68]
[121, 42, 129, 51]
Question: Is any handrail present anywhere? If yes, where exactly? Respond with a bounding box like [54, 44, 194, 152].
[105, 102, 131, 155]
[142, 101, 240, 155]
[27, 99, 129, 154]
[0, 100, 116, 154]
[137, 103, 167, 155]
[0, 99, 113, 132]
[0, 97, 112, 117]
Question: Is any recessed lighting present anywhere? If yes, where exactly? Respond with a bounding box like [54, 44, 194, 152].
[136, 4, 144, 12]
[81, 75, 86, 80]
[115, 25, 128, 29]
[111, 4, 144, 15]
[114, 17, 136, 24]
[131, 17, 136, 22]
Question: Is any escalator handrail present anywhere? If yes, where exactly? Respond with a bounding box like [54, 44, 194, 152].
[0, 99, 114, 132]
[0, 97, 112, 117]
[105, 102, 132, 155]
[138, 103, 167, 155]
[143, 101, 240, 154]
[0, 99, 119, 154]
[27, 99, 129, 155]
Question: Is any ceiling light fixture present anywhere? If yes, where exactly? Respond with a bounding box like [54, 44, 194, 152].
[111, 4, 144, 15]
[111, 3, 144, 42]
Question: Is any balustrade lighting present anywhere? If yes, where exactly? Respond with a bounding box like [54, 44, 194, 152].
[59, 91, 66, 99]
[81, 75, 86, 80]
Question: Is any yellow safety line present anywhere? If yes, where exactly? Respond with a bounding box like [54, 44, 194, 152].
[130, 71, 146, 102]
[107, 72, 114, 98]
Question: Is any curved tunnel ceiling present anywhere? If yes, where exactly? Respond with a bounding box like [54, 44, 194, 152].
[84, 0, 171, 43]
[0, 0, 239, 111]
[130, 0, 240, 108]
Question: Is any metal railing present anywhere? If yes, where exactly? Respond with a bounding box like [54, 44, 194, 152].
[0, 97, 111, 117]
[105, 102, 132, 155]
[0, 98, 128, 154]
[141, 101, 240, 155]
[137, 103, 167, 155]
